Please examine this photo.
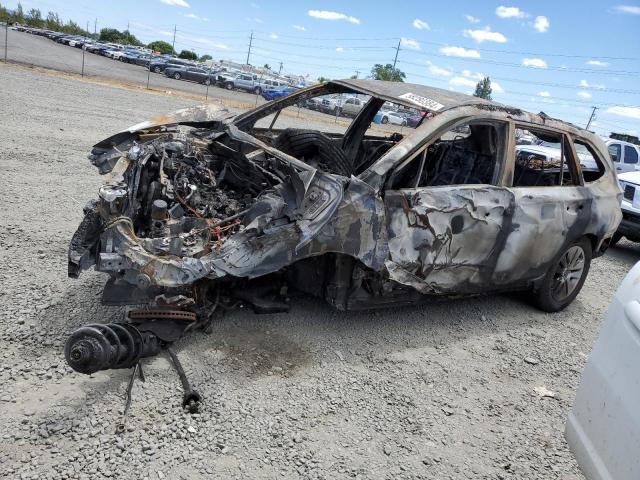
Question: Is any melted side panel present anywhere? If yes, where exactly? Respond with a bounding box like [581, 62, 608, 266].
[384, 186, 514, 293]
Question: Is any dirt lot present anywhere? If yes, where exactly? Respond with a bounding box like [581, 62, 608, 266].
[1, 62, 639, 480]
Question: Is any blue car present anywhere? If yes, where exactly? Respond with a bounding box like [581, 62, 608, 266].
[261, 86, 297, 101]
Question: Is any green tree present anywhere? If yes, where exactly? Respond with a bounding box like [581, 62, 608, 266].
[370, 63, 405, 82]
[14, 2, 24, 23]
[148, 40, 174, 55]
[199, 54, 213, 62]
[178, 49, 197, 60]
[263, 63, 271, 70]
[317, 76, 330, 83]
[26, 8, 43, 27]
[98, 27, 142, 45]
[45, 11, 62, 30]
[473, 77, 493, 100]
[0, 3, 9, 23]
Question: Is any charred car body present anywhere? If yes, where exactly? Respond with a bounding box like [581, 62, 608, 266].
[65, 80, 621, 388]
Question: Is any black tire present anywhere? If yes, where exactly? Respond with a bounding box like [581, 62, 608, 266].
[254, 86, 262, 94]
[273, 129, 354, 177]
[153, 66, 162, 73]
[204, 78, 211, 86]
[610, 232, 623, 246]
[173, 72, 181, 80]
[381, 116, 389, 124]
[225, 82, 234, 90]
[531, 237, 592, 312]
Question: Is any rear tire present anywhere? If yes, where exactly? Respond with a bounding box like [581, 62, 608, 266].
[531, 237, 592, 312]
[273, 129, 354, 177]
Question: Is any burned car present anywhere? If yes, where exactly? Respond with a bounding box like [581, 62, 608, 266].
[65, 80, 621, 397]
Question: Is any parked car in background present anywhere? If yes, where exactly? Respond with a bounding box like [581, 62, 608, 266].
[222, 73, 262, 93]
[340, 96, 366, 117]
[149, 58, 192, 74]
[164, 65, 215, 85]
[606, 138, 640, 174]
[261, 85, 297, 101]
[566, 260, 640, 480]
[374, 109, 408, 125]
[612, 170, 640, 245]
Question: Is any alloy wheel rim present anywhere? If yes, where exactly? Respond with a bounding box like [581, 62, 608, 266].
[551, 245, 585, 301]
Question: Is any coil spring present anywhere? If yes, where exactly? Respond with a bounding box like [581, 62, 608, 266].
[64, 323, 160, 374]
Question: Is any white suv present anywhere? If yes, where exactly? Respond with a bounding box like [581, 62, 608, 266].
[607, 139, 640, 174]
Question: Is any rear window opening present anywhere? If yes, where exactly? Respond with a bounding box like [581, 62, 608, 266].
[513, 128, 577, 187]
[574, 140, 606, 182]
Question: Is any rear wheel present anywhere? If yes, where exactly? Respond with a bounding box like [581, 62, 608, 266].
[273, 129, 354, 176]
[531, 237, 592, 312]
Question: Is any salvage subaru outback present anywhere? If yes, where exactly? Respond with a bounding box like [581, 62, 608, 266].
[65, 80, 621, 397]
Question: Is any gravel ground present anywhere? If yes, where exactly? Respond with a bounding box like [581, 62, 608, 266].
[1, 62, 639, 480]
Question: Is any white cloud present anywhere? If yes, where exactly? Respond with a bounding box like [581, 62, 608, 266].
[428, 64, 453, 77]
[522, 57, 548, 68]
[538, 91, 551, 97]
[412, 18, 430, 30]
[577, 91, 592, 99]
[607, 106, 640, 119]
[449, 76, 478, 89]
[335, 47, 344, 52]
[533, 16, 549, 32]
[465, 14, 481, 23]
[160, 0, 190, 7]
[401, 37, 421, 50]
[492, 81, 505, 93]
[587, 59, 609, 67]
[440, 46, 481, 58]
[269, 33, 278, 39]
[464, 27, 507, 43]
[308, 10, 360, 24]
[580, 79, 606, 90]
[614, 5, 640, 14]
[245, 17, 263, 24]
[293, 25, 306, 31]
[496, 6, 527, 18]
[462, 69, 484, 80]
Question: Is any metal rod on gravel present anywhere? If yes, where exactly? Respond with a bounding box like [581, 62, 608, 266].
[115, 362, 144, 434]
[146, 64, 151, 89]
[166, 348, 201, 413]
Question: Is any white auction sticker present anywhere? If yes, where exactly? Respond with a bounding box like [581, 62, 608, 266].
[399, 92, 445, 111]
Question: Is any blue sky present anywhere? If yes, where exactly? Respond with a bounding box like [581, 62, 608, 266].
[5, 0, 640, 136]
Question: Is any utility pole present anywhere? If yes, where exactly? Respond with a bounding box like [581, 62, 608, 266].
[392, 38, 401, 70]
[246, 30, 253, 65]
[586, 106, 598, 130]
[355, 70, 360, 78]
[4, 21, 7, 63]
[127, 21, 130, 32]
[94, 18, 97, 35]
[171, 25, 177, 55]
[278, 61, 283, 74]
